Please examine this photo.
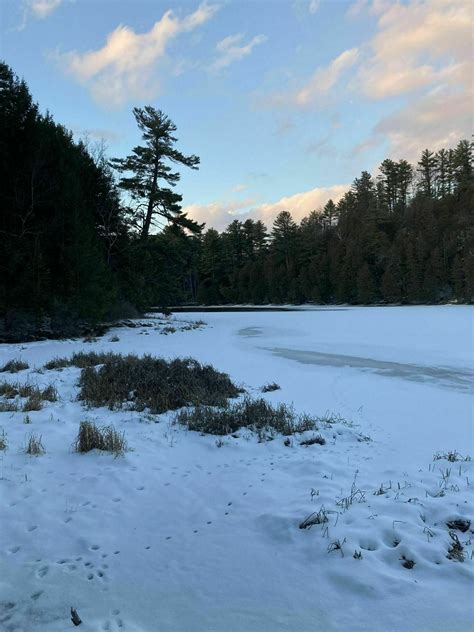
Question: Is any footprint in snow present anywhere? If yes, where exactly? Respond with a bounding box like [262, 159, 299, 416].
[30, 591, 43, 601]
[8, 546, 20, 554]
[27, 525, 38, 532]
[36, 565, 49, 578]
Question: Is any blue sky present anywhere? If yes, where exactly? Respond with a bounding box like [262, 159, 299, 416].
[1, 0, 471, 228]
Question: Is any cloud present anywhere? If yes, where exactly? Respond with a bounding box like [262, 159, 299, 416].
[368, 88, 472, 162]
[57, 3, 218, 106]
[357, 0, 471, 100]
[352, 0, 473, 160]
[184, 184, 348, 230]
[262, 47, 359, 108]
[18, 0, 62, 30]
[182, 197, 258, 231]
[209, 32, 267, 72]
[346, 0, 368, 18]
[231, 183, 249, 193]
[27, 0, 61, 19]
[296, 48, 359, 106]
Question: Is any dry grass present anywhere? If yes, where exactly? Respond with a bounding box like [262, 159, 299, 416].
[73, 421, 127, 456]
[174, 397, 317, 437]
[0, 400, 19, 412]
[261, 382, 281, 393]
[447, 532, 465, 562]
[25, 432, 45, 455]
[433, 450, 471, 462]
[44, 351, 117, 370]
[0, 429, 7, 450]
[300, 434, 326, 446]
[78, 354, 242, 414]
[0, 381, 58, 412]
[0, 359, 29, 373]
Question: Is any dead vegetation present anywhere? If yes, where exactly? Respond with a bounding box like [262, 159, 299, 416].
[433, 451, 471, 462]
[261, 382, 281, 393]
[44, 351, 117, 370]
[446, 531, 465, 562]
[78, 354, 242, 414]
[0, 381, 58, 412]
[73, 420, 127, 456]
[300, 434, 326, 446]
[174, 397, 317, 437]
[25, 432, 45, 455]
[0, 359, 29, 373]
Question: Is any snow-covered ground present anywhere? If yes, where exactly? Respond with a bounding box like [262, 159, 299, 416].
[0, 306, 473, 631]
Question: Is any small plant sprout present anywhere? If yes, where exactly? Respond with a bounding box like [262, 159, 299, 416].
[353, 550, 363, 560]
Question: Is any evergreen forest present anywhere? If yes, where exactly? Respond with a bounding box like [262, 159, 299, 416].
[1, 62, 472, 338]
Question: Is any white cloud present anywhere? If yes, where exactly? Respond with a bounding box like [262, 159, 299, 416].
[209, 33, 267, 72]
[260, 46, 359, 109]
[346, 0, 368, 18]
[352, 0, 473, 159]
[182, 197, 258, 231]
[231, 183, 249, 193]
[18, 0, 62, 30]
[369, 88, 472, 162]
[57, 3, 218, 106]
[357, 0, 472, 100]
[295, 47, 359, 106]
[184, 184, 348, 230]
[28, 0, 61, 19]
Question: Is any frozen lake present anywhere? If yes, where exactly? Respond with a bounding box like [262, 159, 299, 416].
[0, 305, 472, 631]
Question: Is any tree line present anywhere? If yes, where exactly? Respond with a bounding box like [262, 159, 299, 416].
[198, 142, 473, 305]
[0, 61, 472, 337]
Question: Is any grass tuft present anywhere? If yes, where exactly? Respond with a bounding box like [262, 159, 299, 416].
[261, 382, 281, 393]
[433, 450, 471, 462]
[0, 381, 58, 412]
[447, 532, 465, 562]
[0, 359, 29, 373]
[78, 354, 242, 414]
[25, 432, 45, 455]
[44, 351, 117, 370]
[0, 429, 7, 450]
[300, 434, 326, 447]
[73, 421, 127, 456]
[175, 397, 317, 436]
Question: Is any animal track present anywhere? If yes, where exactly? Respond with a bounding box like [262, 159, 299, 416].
[30, 591, 43, 601]
[27, 525, 37, 532]
[36, 565, 49, 578]
[8, 546, 20, 554]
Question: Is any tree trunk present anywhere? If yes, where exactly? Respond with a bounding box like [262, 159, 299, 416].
[141, 159, 159, 239]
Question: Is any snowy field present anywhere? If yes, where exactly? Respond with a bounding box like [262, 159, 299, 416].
[0, 306, 473, 632]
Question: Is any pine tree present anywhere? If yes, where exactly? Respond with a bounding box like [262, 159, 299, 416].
[111, 107, 200, 239]
[417, 149, 437, 197]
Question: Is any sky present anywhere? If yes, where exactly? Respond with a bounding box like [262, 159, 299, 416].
[1, 0, 472, 230]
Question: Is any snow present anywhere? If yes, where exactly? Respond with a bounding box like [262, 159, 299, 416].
[0, 306, 473, 631]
